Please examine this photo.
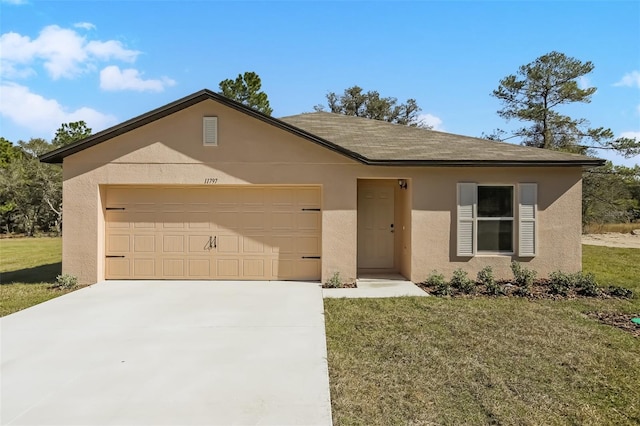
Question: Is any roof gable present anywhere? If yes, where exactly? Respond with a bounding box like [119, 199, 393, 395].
[40, 89, 604, 167]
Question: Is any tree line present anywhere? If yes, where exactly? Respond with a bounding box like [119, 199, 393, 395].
[2, 57, 638, 236]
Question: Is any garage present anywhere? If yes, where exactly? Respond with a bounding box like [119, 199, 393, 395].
[105, 186, 321, 280]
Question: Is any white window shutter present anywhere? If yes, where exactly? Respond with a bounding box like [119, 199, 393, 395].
[203, 117, 218, 146]
[457, 183, 477, 257]
[519, 183, 537, 257]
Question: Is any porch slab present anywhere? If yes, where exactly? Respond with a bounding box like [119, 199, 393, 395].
[322, 275, 427, 299]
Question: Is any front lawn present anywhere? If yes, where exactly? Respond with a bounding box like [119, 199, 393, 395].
[325, 245, 640, 425]
[0, 237, 68, 317]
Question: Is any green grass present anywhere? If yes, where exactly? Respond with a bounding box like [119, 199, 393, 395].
[0, 237, 68, 316]
[325, 245, 640, 425]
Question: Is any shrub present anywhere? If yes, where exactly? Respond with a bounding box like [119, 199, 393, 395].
[514, 285, 531, 297]
[575, 272, 600, 297]
[450, 268, 475, 294]
[605, 286, 634, 299]
[51, 274, 78, 290]
[425, 271, 451, 296]
[477, 266, 503, 296]
[511, 261, 537, 287]
[548, 271, 575, 296]
[325, 272, 343, 288]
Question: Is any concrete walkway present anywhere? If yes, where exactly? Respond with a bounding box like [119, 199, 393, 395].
[322, 274, 428, 298]
[1, 281, 332, 426]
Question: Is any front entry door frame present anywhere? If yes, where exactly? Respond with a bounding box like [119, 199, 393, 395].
[357, 180, 396, 270]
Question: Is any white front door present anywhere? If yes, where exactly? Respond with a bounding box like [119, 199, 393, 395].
[357, 182, 395, 269]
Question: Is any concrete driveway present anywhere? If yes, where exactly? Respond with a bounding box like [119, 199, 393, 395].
[1, 281, 332, 425]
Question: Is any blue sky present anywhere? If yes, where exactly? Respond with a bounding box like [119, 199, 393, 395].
[1, 0, 639, 166]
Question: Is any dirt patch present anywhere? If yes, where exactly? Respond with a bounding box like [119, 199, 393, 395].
[582, 232, 640, 249]
[587, 312, 640, 337]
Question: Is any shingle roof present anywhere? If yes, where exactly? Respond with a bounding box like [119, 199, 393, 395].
[280, 112, 603, 166]
[40, 89, 604, 167]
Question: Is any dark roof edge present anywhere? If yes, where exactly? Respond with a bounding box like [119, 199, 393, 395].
[360, 158, 606, 167]
[39, 89, 369, 164]
[38, 89, 606, 169]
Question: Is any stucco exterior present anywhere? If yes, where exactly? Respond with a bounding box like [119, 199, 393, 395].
[56, 95, 585, 286]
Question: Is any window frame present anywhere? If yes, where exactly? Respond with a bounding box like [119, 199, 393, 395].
[475, 184, 515, 255]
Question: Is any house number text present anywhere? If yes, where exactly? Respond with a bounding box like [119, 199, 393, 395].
[204, 178, 218, 184]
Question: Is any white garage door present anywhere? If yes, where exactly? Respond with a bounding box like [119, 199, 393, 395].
[105, 186, 321, 280]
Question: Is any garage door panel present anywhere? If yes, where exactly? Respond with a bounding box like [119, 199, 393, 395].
[217, 258, 240, 277]
[272, 212, 295, 230]
[297, 236, 320, 255]
[242, 212, 267, 230]
[133, 235, 155, 253]
[163, 259, 184, 276]
[106, 211, 130, 229]
[189, 235, 213, 253]
[107, 234, 130, 253]
[106, 186, 321, 280]
[271, 236, 294, 254]
[243, 259, 266, 277]
[106, 258, 131, 277]
[298, 212, 321, 231]
[188, 259, 210, 277]
[162, 235, 184, 253]
[133, 258, 155, 277]
[243, 236, 267, 254]
[216, 212, 241, 230]
[218, 235, 239, 253]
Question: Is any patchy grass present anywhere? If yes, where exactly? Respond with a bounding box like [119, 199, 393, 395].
[0, 237, 68, 317]
[584, 222, 640, 234]
[325, 245, 640, 425]
[325, 298, 639, 425]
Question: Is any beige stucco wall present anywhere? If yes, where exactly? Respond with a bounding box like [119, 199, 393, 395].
[62, 99, 583, 285]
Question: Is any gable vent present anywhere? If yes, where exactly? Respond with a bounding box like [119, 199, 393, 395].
[203, 117, 218, 146]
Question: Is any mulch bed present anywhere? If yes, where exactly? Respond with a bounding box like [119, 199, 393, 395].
[321, 282, 357, 289]
[586, 312, 640, 338]
[415, 279, 633, 301]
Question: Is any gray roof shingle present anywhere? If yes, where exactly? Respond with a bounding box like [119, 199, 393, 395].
[280, 112, 603, 166]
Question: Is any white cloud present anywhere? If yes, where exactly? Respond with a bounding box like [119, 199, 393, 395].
[74, 22, 96, 31]
[100, 66, 176, 92]
[0, 0, 28, 4]
[0, 25, 139, 80]
[417, 113, 444, 131]
[0, 83, 117, 136]
[614, 71, 640, 88]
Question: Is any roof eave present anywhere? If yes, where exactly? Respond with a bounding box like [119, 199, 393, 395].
[359, 159, 606, 167]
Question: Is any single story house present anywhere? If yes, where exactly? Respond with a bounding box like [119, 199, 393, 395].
[40, 89, 604, 286]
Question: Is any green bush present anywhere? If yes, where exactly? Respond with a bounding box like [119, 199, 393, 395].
[450, 268, 475, 294]
[575, 272, 600, 297]
[50, 273, 78, 290]
[605, 286, 634, 299]
[425, 271, 451, 296]
[477, 266, 503, 296]
[325, 272, 343, 288]
[548, 271, 575, 296]
[511, 261, 537, 287]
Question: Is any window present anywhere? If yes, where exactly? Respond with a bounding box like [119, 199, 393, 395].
[457, 183, 537, 257]
[477, 186, 513, 252]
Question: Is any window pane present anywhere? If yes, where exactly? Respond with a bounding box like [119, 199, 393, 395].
[478, 186, 513, 217]
[478, 220, 513, 252]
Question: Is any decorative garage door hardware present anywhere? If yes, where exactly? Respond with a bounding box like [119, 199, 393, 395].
[302, 256, 321, 259]
[106, 255, 125, 258]
[301, 208, 321, 211]
[105, 207, 125, 210]
[204, 236, 217, 251]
